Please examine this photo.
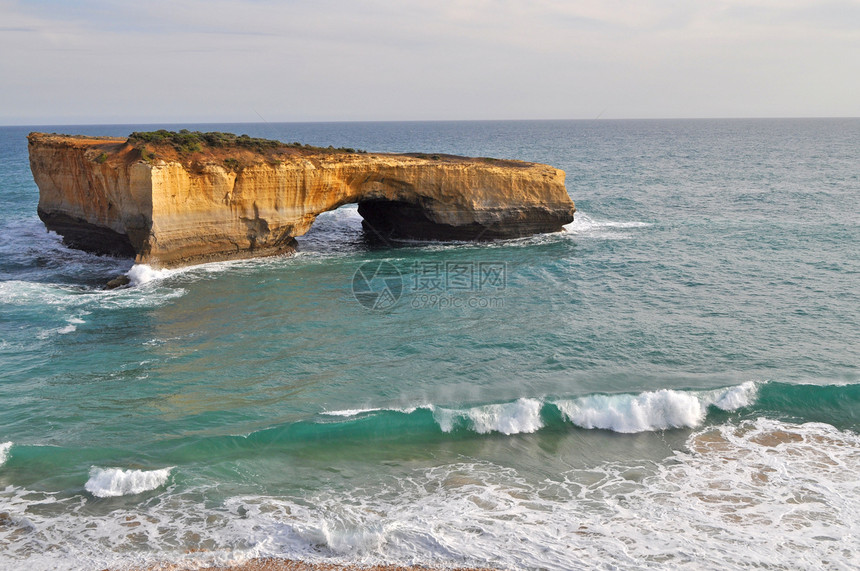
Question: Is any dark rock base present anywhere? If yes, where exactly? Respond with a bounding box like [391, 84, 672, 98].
[37, 209, 137, 258]
[357, 199, 573, 242]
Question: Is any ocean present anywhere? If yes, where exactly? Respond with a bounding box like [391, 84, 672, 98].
[0, 119, 858, 570]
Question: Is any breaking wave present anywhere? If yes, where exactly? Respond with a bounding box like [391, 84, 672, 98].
[554, 382, 756, 433]
[316, 382, 759, 438]
[3, 418, 858, 571]
[84, 467, 173, 498]
[304, 381, 859, 440]
[125, 264, 179, 287]
[432, 397, 544, 435]
[0, 442, 11, 467]
[432, 383, 756, 435]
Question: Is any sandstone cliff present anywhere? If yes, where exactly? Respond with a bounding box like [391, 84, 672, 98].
[28, 132, 575, 268]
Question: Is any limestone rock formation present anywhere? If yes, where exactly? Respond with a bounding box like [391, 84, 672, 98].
[28, 132, 575, 268]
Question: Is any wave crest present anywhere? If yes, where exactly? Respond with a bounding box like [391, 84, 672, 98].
[0, 442, 11, 466]
[319, 384, 760, 437]
[432, 398, 544, 435]
[706, 381, 758, 410]
[85, 467, 173, 498]
[556, 390, 706, 432]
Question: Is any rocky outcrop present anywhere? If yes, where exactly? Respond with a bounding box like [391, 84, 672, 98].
[28, 132, 575, 268]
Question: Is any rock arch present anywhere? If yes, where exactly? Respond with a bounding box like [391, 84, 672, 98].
[29, 133, 576, 268]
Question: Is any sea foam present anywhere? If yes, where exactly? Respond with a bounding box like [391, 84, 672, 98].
[564, 212, 652, 239]
[126, 264, 177, 287]
[3, 417, 857, 571]
[85, 467, 173, 498]
[57, 318, 84, 335]
[220, 419, 860, 570]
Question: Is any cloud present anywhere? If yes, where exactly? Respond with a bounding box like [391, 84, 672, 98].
[0, 0, 858, 123]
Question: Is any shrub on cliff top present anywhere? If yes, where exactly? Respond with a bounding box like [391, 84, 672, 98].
[127, 130, 365, 154]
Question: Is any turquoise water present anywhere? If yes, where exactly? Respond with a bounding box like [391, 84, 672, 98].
[1, 119, 859, 570]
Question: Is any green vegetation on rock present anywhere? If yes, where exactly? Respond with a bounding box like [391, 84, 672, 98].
[127, 129, 365, 155]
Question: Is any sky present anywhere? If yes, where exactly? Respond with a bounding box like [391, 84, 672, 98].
[1, 0, 859, 125]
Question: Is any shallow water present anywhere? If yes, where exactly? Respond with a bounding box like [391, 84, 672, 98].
[1, 119, 859, 570]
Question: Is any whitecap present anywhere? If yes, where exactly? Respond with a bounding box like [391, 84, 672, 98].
[556, 389, 706, 432]
[0, 442, 11, 466]
[703, 381, 758, 411]
[126, 264, 179, 286]
[554, 383, 759, 433]
[321, 405, 420, 418]
[85, 467, 173, 498]
[563, 212, 652, 239]
[321, 408, 382, 417]
[432, 397, 544, 435]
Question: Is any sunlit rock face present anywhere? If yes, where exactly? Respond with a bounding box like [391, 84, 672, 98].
[29, 133, 576, 268]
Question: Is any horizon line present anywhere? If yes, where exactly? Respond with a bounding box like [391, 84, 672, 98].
[2, 115, 859, 128]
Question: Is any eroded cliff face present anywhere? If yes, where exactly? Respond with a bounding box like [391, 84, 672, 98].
[28, 136, 153, 257]
[28, 133, 576, 268]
